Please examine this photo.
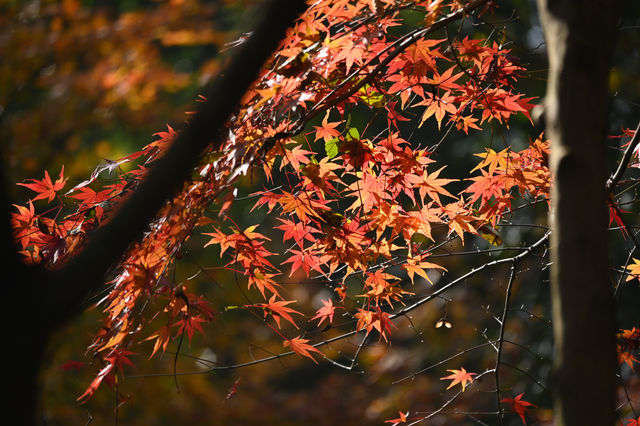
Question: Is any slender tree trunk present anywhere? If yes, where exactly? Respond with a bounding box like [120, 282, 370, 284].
[537, 1, 621, 424]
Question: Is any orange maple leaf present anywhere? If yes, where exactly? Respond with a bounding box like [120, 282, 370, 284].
[403, 258, 446, 285]
[258, 295, 303, 329]
[143, 325, 172, 358]
[625, 258, 640, 281]
[385, 411, 409, 424]
[440, 367, 476, 392]
[314, 112, 341, 142]
[354, 307, 395, 342]
[283, 336, 322, 363]
[418, 91, 458, 129]
[471, 148, 510, 175]
[281, 145, 314, 171]
[419, 166, 455, 205]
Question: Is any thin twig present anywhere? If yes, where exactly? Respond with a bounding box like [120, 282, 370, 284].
[607, 120, 640, 194]
[494, 259, 518, 424]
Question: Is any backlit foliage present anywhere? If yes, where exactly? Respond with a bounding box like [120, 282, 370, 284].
[11, 0, 640, 423]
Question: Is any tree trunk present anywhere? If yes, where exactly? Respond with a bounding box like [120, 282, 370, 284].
[537, 1, 620, 424]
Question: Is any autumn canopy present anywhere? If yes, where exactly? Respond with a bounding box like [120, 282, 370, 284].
[4, 0, 640, 424]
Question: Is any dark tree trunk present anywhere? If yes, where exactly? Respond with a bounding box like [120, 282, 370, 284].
[537, 0, 621, 424]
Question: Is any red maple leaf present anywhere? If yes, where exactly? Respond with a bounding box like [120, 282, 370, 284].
[77, 363, 114, 402]
[18, 167, 67, 202]
[172, 315, 207, 344]
[104, 349, 136, 372]
[282, 248, 324, 277]
[501, 393, 536, 425]
[275, 218, 318, 247]
[11, 201, 36, 249]
[59, 360, 85, 372]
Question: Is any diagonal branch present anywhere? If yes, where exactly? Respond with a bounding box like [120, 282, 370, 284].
[45, 0, 307, 325]
[606, 120, 640, 194]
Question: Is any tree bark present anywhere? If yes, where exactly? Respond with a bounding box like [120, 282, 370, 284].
[537, 1, 621, 424]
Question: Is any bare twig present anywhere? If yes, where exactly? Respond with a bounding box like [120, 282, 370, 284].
[607, 120, 640, 194]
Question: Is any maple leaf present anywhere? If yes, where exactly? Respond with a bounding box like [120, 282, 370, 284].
[247, 269, 282, 298]
[314, 112, 341, 142]
[18, 167, 67, 202]
[385, 411, 409, 424]
[277, 190, 327, 222]
[386, 101, 411, 129]
[280, 145, 314, 171]
[501, 393, 537, 425]
[618, 349, 638, 370]
[471, 148, 510, 175]
[625, 417, 640, 426]
[403, 258, 446, 284]
[625, 258, 640, 282]
[417, 91, 458, 129]
[311, 298, 336, 327]
[354, 307, 395, 342]
[59, 360, 85, 372]
[443, 199, 478, 242]
[440, 367, 476, 392]
[143, 325, 172, 358]
[105, 349, 136, 373]
[172, 315, 207, 344]
[455, 114, 481, 134]
[224, 378, 242, 401]
[359, 270, 414, 307]
[258, 295, 303, 329]
[77, 363, 114, 402]
[11, 201, 36, 249]
[283, 336, 322, 363]
[275, 218, 318, 247]
[419, 166, 455, 205]
[283, 248, 325, 277]
[407, 37, 443, 67]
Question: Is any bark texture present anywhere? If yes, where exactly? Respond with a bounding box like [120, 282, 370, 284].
[537, 1, 621, 424]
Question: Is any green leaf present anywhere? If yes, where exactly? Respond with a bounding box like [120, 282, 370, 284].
[358, 84, 386, 107]
[325, 137, 340, 159]
[410, 232, 431, 244]
[346, 127, 360, 141]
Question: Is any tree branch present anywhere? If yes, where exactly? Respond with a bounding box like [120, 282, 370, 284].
[606, 120, 640, 194]
[46, 0, 307, 325]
